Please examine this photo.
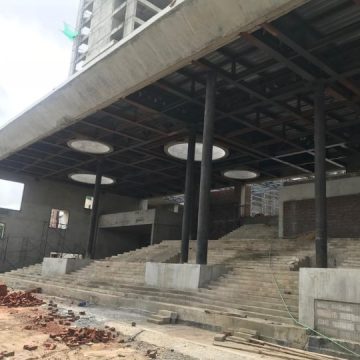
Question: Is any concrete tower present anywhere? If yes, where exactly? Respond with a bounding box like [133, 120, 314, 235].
[70, 0, 172, 74]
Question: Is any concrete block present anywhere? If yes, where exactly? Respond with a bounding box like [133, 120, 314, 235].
[159, 310, 177, 323]
[316, 309, 338, 319]
[147, 317, 169, 325]
[214, 334, 227, 342]
[331, 321, 354, 331]
[316, 319, 330, 327]
[339, 312, 360, 322]
[144, 263, 227, 290]
[329, 303, 352, 312]
[42, 258, 90, 277]
[233, 332, 254, 340]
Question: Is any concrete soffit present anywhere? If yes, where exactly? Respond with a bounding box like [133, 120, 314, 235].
[0, 0, 308, 161]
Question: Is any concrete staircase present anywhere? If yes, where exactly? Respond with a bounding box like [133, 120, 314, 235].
[102, 242, 180, 263]
[147, 310, 178, 325]
[328, 238, 360, 268]
[220, 223, 278, 240]
[2, 224, 360, 348]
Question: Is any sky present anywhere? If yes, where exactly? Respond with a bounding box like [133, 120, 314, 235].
[0, 0, 80, 128]
[0, 0, 80, 209]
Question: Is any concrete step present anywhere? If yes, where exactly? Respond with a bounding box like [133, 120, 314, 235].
[0, 273, 308, 348]
[214, 274, 299, 285]
[147, 314, 171, 324]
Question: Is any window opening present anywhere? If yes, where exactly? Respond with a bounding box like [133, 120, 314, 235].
[0, 179, 24, 211]
[84, 196, 94, 209]
[49, 209, 69, 229]
[0, 223, 5, 239]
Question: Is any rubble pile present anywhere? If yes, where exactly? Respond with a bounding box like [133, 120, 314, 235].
[0, 291, 44, 307]
[26, 300, 119, 348]
[50, 327, 117, 347]
[0, 350, 15, 358]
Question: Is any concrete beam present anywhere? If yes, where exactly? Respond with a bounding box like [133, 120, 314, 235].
[0, 0, 308, 160]
[99, 209, 156, 228]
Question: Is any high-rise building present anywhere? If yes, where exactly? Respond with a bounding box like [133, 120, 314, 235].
[70, 0, 172, 74]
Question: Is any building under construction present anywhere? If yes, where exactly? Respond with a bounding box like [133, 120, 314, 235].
[1, 0, 360, 357]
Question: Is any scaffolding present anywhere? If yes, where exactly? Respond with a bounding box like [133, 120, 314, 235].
[250, 180, 283, 217]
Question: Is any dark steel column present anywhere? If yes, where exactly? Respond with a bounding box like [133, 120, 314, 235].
[87, 159, 102, 259]
[196, 72, 217, 265]
[314, 83, 328, 268]
[234, 183, 242, 223]
[180, 130, 196, 263]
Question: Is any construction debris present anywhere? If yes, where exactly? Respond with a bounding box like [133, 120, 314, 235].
[0, 290, 44, 307]
[0, 350, 15, 358]
[43, 342, 57, 350]
[23, 344, 38, 351]
[0, 284, 7, 297]
[146, 349, 158, 358]
[49, 327, 117, 347]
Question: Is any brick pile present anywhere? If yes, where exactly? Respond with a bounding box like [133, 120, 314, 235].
[0, 291, 44, 307]
[50, 327, 117, 347]
[26, 300, 119, 348]
[28, 303, 80, 328]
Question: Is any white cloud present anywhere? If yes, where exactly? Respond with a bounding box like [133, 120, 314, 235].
[0, 15, 73, 127]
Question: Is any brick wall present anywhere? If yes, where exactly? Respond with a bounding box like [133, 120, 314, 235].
[315, 300, 360, 341]
[283, 194, 360, 237]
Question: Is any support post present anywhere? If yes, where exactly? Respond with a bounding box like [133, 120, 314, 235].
[180, 130, 196, 263]
[234, 183, 242, 225]
[314, 83, 327, 268]
[87, 159, 102, 259]
[196, 72, 217, 265]
[123, 0, 138, 37]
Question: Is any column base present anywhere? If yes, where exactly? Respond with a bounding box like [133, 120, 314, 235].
[145, 262, 227, 290]
[42, 257, 90, 276]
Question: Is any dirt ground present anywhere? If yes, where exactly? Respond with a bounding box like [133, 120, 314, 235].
[0, 300, 195, 359]
[0, 291, 329, 360]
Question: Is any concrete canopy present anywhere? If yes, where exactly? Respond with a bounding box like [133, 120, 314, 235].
[1, 0, 360, 198]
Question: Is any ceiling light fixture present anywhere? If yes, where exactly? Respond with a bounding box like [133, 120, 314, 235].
[222, 169, 259, 180]
[164, 141, 228, 161]
[69, 173, 115, 185]
[67, 139, 113, 154]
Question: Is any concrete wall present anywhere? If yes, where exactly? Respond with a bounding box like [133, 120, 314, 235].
[279, 176, 360, 237]
[299, 268, 360, 342]
[99, 209, 156, 228]
[98, 207, 182, 249]
[0, 170, 139, 272]
[151, 208, 182, 244]
[95, 224, 151, 259]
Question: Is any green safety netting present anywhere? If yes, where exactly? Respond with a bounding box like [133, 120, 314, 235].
[62, 22, 78, 41]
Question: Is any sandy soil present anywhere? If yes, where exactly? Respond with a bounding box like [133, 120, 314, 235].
[0, 304, 192, 359]
[0, 292, 311, 360]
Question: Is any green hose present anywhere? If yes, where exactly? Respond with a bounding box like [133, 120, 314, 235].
[268, 238, 360, 358]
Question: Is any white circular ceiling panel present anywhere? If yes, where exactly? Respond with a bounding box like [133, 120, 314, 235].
[68, 139, 113, 154]
[69, 173, 115, 185]
[165, 141, 228, 161]
[222, 169, 259, 180]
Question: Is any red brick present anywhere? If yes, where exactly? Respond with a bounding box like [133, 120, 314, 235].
[0, 284, 7, 297]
